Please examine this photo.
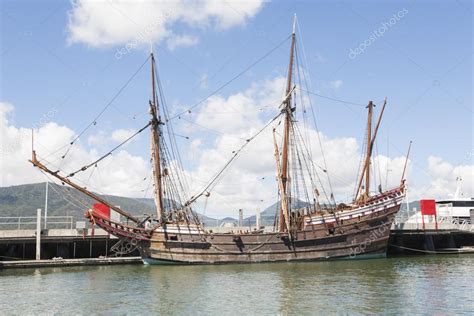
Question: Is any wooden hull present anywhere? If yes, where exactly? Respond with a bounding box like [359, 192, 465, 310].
[139, 194, 403, 264]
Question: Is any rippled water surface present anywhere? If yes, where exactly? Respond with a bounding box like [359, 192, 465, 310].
[1, 255, 473, 315]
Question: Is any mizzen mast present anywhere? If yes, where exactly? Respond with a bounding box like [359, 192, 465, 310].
[355, 98, 387, 203]
[276, 15, 297, 233]
[364, 101, 373, 199]
[149, 52, 165, 221]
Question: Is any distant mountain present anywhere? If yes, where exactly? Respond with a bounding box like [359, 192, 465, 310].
[0, 182, 224, 227]
[0, 183, 420, 227]
[0, 182, 156, 221]
[399, 200, 420, 212]
[244, 199, 311, 227]
[397, 200, 420, 219]
[0, 183, 308, 227]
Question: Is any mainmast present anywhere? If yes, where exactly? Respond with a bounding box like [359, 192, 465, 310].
[277, 15, 297, 233]
[149, 52, 165, 221]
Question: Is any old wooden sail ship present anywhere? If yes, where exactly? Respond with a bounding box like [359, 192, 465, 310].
[30, 17, 406, 264]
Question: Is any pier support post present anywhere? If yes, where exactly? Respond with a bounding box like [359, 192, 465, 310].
[256, 209, 261, 229]
[36, 208, 42, 260]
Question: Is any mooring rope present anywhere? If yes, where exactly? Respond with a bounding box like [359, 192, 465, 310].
[388, 244, 471, 254]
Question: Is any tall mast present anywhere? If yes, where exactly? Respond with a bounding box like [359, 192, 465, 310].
[365, 101, 373, 198]
[273, 130, 291, 234]
[278, 15, 297, 233]
[355, 98, 388, 203]
[149, 52, 164, 220]
[400, 140, 412, 183]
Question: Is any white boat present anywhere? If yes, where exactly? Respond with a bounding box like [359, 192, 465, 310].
[436, 177, 474, 222]
[405, 177, 473, 225]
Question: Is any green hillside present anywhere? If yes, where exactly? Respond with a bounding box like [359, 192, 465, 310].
[0, 183, 419, 227]
[244, 200, 311, 227]
[0, 182, 155, 220]
[0, 182, 219, 226]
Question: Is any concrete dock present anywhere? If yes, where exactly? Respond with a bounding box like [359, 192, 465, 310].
[0, 256, 143, 269]
[0, 227, 139, 261]
[388, 221, 473, 255]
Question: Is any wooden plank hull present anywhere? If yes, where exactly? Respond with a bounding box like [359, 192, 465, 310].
[140, 200, 401, 264]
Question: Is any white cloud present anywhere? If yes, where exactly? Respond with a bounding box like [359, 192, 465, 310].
[411, 156, 474, 199]
[189, 138, 202, 162]
[193, 76, 285, 135]
[181, 77, 415, 216]
[167, 34, 199, 50]
[0, 101, 13, 117]
[329, 79, 343, 90]
[111, 128, 136, 143]
[315, 52, 326, 64]
[87, 130, 108, 147]
[186, 118, 413, 216]
[67, 0, 265, 48]
[0, 98, 412, 216]
[198, 73, 209, 89]
[427, 156, 453, 179]
[2, 84, 471, 218]
[0, 103, 149, 197]
[197, 0, 264, 29]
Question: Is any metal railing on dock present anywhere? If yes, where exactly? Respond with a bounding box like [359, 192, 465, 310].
[393, 215, 473, 232]
[0, 216, 74, 230]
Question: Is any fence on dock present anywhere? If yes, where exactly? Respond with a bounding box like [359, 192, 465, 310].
[0, 216, 75, 230]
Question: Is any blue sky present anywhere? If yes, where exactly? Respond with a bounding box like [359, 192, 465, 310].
[0, 0, 472, 216]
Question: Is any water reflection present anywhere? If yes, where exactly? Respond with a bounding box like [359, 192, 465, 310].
[1, 255, 472, 314]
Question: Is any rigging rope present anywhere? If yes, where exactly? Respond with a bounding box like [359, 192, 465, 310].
[60, 55, 151, 160]
[294, 44, 336, 205]
[353, 123, 368, 200]
[66, 122, 151, 178]
[296, 88, 367, 107]
[40, 171, 91, 211]
[186, 112, 283, 205]
[292, 122, 333, 207]
[375, 139, 383, 193]
[180, 117, 249, 141]
[167, 35, 292, 122]
[294, 50, 322, 206]
[41, 157, 155, 220]
[154, 59, 193, 205]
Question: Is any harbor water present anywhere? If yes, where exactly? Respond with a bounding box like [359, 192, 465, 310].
[1, 255, 473, 314]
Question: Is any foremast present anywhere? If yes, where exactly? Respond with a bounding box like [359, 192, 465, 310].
[29, 51, 190, 230]
[274, 15, 296, 233]
[149, 52, 165, 222]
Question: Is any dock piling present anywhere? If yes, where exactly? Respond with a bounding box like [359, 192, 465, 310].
[36, 208, 41, 260]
